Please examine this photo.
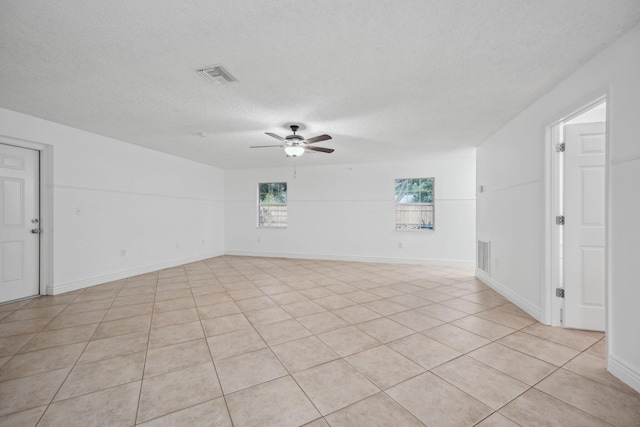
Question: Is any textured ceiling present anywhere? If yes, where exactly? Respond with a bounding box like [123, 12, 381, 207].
[1, 1, 639, 169]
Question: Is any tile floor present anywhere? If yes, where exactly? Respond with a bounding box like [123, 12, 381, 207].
[0, 256, 638, 426]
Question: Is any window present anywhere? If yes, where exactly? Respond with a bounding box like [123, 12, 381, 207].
[258, 182, 287, 228]
[395, 178, 434, 230]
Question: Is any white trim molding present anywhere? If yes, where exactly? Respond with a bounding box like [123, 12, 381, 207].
[475, 269, 543, 322]
[224, 250, 475, 268]
[48, 251, 224, 295]
[608, 353, 640, 393]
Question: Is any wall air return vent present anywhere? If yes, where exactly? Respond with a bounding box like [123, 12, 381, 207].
[477, 240, 490, 275]
[197, 65, 237, 85]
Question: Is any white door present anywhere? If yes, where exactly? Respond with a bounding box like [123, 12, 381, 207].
[0, 144, 40, 303]
[563, 122, 606, 331]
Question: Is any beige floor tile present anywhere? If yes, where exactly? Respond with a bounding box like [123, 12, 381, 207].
[0, 368, 68, 417]
[20, 324, 97, 353]
[475, 412, 520, 427]
[153, 297, 195, 313]
[0, 405, 47, 427]
[270, 292, 309, 306]
[255, 319, 312, 346]
[356, 317, 414, 343]
[296, 311, 349, 334]
[144, 338, 211, 377]
[190, 284, 226, 296]
[332, 305, 381, 324]
[386, 293, 432, 309]
[500, 388, 611, 427]
[476, 308, 537, 329]
[215, 348, 288, 394]
[417, 303, 468, 322]
[318, 326, 381, 357]
[282, 300, 326, 318]
[22, 295, 76, 309]
[92, 313, 151, 340]
[38, 381, 140, 427]
[271, 336, 340, 373]
[432, 285, 476, 297]
[0, 342, 85, 381]
[451, 315, 516, 340]
[111, 293, 155, 308]
[45, 310, 107, 331]
[461, 293, 506, 307]
[151, 307, 199, 329]
[363, 299, 409, 316]
[432, 356, 528, 409]
[564, 351, 638, 396]
[388, 333, 461, 369]
[228, 288, 265, 300]
[72, 290, 118, 303]
[103, 302, 153, 321]
[498, 331, 579, 366]
[243, 306, 292, 325]
[137, 398, 232, 427]
[521, 322, 599, 351]
[468, 342, 556, 385]
[536, 368, 640, 426]
[0, 355, 9, 368]
[0, 300, 33, 313]
[388, 309, 443, 331]
[197, 301, 240, 319]
[368, 286, 403, 298]
[155, 288, 192, 302]
[440, 297, 489, 314]
[294, 359, 379, 415]
[54, 351, 145, 401]
[313, 295, 355, 310]
[207, 328, 267, 360]
[325, 392, 423, 426]
[193, 292, 233, 307]
[495, 302, 535, 319]
[201, 313, 251, 336]
[2, 304, 65, 322]
[258, 284, 294, 295]
[298, 288, 334, 299]
[422, 323, 491, 353]
[301, 418, 329, 427]
[149, 320, 203, 349]
[342, 290, 381, 304]
[137, 363, 222, 423]
[79, 331, 148, 363]
[346, 345, 424, 389]
[226, 376, 320, 427]
[0, 318, 50, 338]
[235, 296, 277, 312]
[0, 333, 36, 356]
[387, 371, 492, 427]
[413, 289, 454, 303]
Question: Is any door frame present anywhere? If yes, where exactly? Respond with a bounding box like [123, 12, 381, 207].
[0, 134, 54, 297]
[543, 89, 610, 329]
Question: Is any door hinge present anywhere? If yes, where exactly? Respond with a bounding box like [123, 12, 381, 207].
[556, 215, 565, 225]
[556, 288, 565, 298]
[556, 142, 565, 152]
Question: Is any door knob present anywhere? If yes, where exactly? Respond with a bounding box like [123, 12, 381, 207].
[31, 228, 41, 234]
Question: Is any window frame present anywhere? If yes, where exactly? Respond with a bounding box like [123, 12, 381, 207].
[257, 182, 288, 229]
[394, 177, 435, 231]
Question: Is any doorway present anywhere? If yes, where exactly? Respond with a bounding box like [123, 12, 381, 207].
[0, 143, 41, 303]
[549, 98, 607, 331]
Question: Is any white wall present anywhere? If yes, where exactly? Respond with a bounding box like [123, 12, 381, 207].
[0, 108, 225, 294]
[476, 23, 640, 391]
[225, 151, 476, 267]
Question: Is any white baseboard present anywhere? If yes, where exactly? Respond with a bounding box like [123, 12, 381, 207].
[475, 269, 542, 322]
[608, 354, 640, 393]
[48, 251, 224, 295]
[224, 250, 475, 268]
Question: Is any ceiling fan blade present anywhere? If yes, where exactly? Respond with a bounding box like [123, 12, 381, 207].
[250, 144, 285, 148]
[305, 145, 334, 153]
[304, 134, 332, 144]
[265, 132, 286, 142]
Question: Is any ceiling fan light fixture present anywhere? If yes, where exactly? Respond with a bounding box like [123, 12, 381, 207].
[284, 146, 305, 157]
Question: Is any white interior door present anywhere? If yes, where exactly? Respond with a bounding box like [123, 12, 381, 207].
[563, 122, 606, 331]
[0, 144, 40, 303]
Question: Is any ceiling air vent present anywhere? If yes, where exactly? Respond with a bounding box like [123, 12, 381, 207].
[196, 65, 237, 85]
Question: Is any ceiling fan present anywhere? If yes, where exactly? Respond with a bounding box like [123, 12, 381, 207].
[251, 125, 333, 157]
